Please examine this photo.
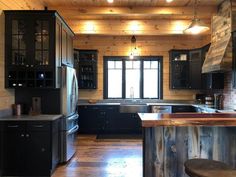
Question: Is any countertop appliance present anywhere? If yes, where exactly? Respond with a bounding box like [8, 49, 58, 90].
[60, 66, 79, 163]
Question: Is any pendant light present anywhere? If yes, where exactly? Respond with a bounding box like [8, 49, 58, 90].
[129, 35, 138, 59]
[184, 0, 209, 34]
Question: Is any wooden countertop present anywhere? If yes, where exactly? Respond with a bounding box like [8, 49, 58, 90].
[138, 113, 236, 127]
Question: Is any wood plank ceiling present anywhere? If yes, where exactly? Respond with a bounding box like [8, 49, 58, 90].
[1, 0, 225, 35]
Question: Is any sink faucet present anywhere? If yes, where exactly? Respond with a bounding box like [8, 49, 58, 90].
[130, 87, 134, 98]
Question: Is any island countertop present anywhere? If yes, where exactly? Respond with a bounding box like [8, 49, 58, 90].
[138, 113, 236, 127]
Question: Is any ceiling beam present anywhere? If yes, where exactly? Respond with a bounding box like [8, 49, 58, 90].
[50, 6, 217, 20]
[67, 19, 211, 36]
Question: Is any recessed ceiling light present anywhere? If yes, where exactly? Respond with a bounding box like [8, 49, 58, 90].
[107, 0, 114, 3]
[166, 0, 173, 3]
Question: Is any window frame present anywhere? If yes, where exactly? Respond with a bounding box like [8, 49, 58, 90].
[103, 56, 163, 99]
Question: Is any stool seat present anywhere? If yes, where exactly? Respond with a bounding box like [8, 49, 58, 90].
[184, 159, 236, 177]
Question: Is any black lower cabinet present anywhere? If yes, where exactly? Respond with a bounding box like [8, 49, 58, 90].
[172, 106, 196, 113]
[0, 122, 3, 176]
[1, 119, 60, 177]
[78, 105, 142, 134]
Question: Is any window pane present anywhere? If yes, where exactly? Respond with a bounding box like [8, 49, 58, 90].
[115, 61, 122, 68]
[108, 61, 114, 69]
[126, 61, 140, 98]
[151, 61, 158, 69]
[144, 61, 150, 69]
[143, 69, 158, 98]
[126, 61, 132, 69]
[108, 69, 122, 98]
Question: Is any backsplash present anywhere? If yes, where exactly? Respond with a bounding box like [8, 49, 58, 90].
[223, 72, 236, 109]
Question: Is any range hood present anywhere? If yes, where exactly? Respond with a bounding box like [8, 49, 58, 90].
[202, 0, 234, 73]
[202, 33, 231, 73]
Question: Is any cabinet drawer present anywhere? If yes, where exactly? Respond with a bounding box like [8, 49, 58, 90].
[27, 121, 50, 131]
[3, 121, 25, 131]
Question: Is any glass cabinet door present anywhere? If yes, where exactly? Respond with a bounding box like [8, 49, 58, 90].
[11, 20, 26, 66]
[34, 20, 50, 66]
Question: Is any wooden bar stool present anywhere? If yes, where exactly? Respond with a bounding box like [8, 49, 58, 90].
[184, 159, 236, 177]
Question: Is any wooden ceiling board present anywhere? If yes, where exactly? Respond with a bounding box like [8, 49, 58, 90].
[0, 0, 44, 10]
[41, 0, 224, 7]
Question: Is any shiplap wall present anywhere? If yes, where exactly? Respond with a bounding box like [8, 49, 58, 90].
[0, 10, 14, 110]
[74, 35, 210, 100]
[0, 2, 44, 111]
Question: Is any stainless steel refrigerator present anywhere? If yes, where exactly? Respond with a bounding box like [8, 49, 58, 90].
[60, 66, 79, 163]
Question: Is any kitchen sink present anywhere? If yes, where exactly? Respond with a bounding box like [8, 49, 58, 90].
[119, 103, 149, 113]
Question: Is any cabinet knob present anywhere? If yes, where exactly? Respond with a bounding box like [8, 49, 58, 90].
[41, 148, 46, 152]
[30, 65, 34, 67]
[18, 83, 23, 87]
[12, 83, 17, 87]
[26, 134, 30, 138]
[20, 134, 24, 137]
[26, 65, 29, 67]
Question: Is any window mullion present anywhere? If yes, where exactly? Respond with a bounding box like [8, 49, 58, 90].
[140, 59, 144, 99]
[122, 59, 126, 99]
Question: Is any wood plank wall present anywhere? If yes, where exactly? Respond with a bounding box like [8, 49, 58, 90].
[74, 35, 210, 100]
[0, 3, 44, 112]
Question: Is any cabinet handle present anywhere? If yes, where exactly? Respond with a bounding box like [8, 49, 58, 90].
[12, 83, 17, 87]
[33, 125, 44, 128]
[7, 125, 19, 128]
[41, 148, 46, 152]
[26, 65, 29, 67]
[26, 134, 30, 138]
[20, 134, 24, 137]
[30, 65, 34, 67]
[18, 83, 23, 87]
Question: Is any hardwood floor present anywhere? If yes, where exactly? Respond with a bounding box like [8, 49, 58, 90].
[52, 135, 143, 177]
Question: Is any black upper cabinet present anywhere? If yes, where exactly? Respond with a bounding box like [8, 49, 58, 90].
[189, 49, 202, 89]
[75, 50, 98, 89]
[170, 44, 224, 90]
[233, 31, 236, 88]
[169, 50, 189, 89]
[5, 10, 74, 88]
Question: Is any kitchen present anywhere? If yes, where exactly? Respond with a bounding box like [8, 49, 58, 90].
[0, 0, 236, 177]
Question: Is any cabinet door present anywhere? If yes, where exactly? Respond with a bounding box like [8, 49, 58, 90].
[170, 61, 189, 89]
[67, 34, 74, 66]
[26, 131, 51, 176]
[61, 25, 68, 65]
[2, 122, 26, 176]
[78, 106, 101, 133]
[189, 49, 202, 89]
[0, 123, 2, 176]
[233, 32, 236, 88]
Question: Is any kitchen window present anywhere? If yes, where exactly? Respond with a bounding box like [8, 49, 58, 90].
[103, 56, 163, 99]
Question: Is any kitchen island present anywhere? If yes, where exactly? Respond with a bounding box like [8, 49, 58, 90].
[138, 113, 236, 177]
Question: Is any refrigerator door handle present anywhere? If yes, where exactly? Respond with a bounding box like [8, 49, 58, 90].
[67, 125, 79, 135]
[68, 114, 79, 121]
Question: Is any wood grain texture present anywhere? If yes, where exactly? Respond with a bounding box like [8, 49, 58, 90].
[52, 135, 142, 177]
[144, 126, 236, 177]
[202, 0, 233, 73]
[74, 35, 210, 100]
[0, 11, 14, 111]
[138, 113, 236, 127]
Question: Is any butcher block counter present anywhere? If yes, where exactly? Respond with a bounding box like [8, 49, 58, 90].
[138, 113, 236, 177]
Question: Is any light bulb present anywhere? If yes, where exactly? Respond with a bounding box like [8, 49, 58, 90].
[129, 53, 134, 60]
[107, 0, 114, 3]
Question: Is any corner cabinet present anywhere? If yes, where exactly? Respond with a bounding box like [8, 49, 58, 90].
[4, 10, 74, 89]
[75, 50, 98, 89]
[170, 45, 224, 90]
